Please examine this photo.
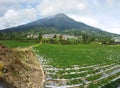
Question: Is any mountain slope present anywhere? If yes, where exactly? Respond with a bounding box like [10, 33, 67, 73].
[28, 13, 87, 30]
[0, 13, 118, 36]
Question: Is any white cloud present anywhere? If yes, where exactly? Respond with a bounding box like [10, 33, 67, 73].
[102, 23, 120, 34]
[0, 0, 20, 16]
[37, 0, 87, 17]
[0, 0, 39, 29]
[0, 0, 39, 16]
[106, 0, 114, 5]
[109, 28, 120, 34]
[68, 14, 100, 28]
[101, 25, 120, 34]
[0, 8, 37, 29]
[68, 14, 120, 34]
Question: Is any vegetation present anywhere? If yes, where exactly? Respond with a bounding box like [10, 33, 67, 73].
[0, 40, 37, 48]
[36, 44, 120, 87]
[0, 40, 120, 87]
[35, 44, 120, 67]
[102, 78, 120, 88]
[0, 31, 114, 44]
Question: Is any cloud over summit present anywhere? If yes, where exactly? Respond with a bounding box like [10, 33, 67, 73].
[37, 0, 87, 17]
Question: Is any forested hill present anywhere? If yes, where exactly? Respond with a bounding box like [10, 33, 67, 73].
[0, 13, 118, 37]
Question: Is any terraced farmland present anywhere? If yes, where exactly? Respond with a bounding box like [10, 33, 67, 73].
[35, 44, 120, 88]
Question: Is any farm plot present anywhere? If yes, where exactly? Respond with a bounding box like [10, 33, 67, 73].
[0, 40, 37, 48]
[35, 44, 120, 88]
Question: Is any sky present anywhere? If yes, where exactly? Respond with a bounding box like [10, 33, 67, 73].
[0, 0, 120, 34]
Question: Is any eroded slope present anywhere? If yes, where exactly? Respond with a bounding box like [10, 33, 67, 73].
[0, 44, 45, 88]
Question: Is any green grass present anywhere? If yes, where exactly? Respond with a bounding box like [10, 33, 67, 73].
[35, 44, 120, 68]
[0, 40, 37, 48]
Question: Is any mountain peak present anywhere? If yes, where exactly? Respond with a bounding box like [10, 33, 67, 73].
[54, 13, 66, 16]
[54, 13, 68, 18]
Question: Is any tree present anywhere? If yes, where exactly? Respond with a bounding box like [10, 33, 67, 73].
[82, 34, 89, 43]
[59, 34, 63, 40]
[53, 34, 57, 39]
[37, 33, 42, 43]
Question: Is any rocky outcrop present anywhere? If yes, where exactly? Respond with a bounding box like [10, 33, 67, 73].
[0, 44, 45, 88]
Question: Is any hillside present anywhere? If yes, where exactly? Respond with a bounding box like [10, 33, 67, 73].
[0, 13, 118, 37]
[0, 44, 45, 88]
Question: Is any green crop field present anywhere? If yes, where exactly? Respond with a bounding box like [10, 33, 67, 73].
[35, 44, 120, 67]
[35, 44, 120, 88]
[0, 40, 37, 48]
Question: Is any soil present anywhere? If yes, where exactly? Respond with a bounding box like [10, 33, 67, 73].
[0, 44, 45, 88]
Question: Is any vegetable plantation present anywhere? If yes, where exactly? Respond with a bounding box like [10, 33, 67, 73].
[35, 44, 120, 88]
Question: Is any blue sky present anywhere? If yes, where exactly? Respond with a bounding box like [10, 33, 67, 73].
[0, 0, 120, 34]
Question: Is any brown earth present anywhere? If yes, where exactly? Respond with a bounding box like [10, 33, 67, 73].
[0, 44, 45, 88]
